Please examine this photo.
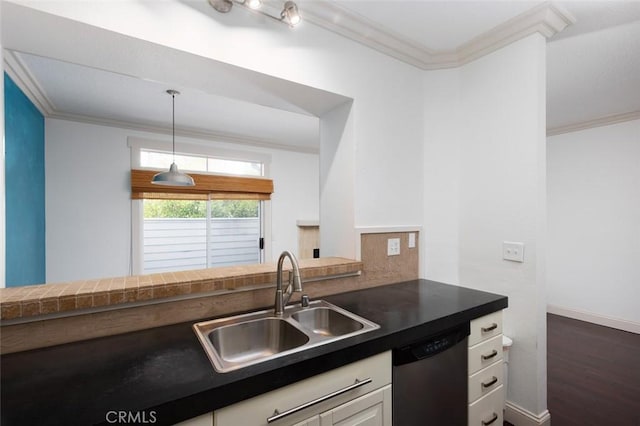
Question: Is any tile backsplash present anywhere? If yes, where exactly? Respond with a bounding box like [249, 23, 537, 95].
[359, 231, 420, 286]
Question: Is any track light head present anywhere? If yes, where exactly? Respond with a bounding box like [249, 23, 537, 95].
[247, 0, 262, 10]
[281, 1, 301, 27]
[209, 0, 233, 13]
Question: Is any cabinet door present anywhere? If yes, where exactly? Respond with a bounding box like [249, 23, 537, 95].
[293, 415, 320, 426]
[319, 385, 391, 426]
[175, 412, 213, 426]
[214, 352, 391, 426]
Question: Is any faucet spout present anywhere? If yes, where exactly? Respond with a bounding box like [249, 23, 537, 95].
[274, 251, 303, 315]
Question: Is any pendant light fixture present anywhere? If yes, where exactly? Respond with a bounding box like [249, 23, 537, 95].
[151, 90, 195, 187]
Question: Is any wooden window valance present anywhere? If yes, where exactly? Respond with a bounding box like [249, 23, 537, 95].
[131, 169, 273, 201]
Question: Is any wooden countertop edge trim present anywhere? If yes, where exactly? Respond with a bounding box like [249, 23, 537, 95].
[0, 258, 362, 322]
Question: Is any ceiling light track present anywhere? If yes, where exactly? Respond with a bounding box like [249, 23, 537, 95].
[209, 0, 301, 28]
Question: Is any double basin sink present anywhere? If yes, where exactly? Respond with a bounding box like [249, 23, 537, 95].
[193, 300, 379, 373]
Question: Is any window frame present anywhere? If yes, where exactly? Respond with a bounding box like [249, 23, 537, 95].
[128, 137, 272, 275]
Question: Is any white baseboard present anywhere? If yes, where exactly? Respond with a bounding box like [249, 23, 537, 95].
[547, 305, 640, 334]
[505, 401, 551, 426]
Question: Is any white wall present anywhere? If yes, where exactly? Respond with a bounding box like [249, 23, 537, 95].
[45, 119, 130, 282]
[320, 102, 356, 258]
[423, 68, 461, 284]
[270, 148, 320, 259]
[423, 35, 548, 416]
[547, 119, 640, 325]
[45, 118, 318, 283]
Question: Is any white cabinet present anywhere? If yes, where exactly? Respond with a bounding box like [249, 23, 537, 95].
[289, 385, 391, 426]
[292, 416, 320, 426]
[319, 385, 391, 426]
[213, 351, 392, 426]
[174, 412, 213, 426]
[468, 311, 504, 426]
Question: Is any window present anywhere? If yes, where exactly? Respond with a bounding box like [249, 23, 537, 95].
[140, 149, 263, 176]
[143, 199, 261, 273]
[129, 139, 272, 274]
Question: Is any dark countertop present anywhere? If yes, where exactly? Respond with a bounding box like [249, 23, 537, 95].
[0, 279, 507, 426]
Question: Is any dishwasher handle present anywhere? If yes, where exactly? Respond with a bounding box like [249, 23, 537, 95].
[393, 323, 469, 366]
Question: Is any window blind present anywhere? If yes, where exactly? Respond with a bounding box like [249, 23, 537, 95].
[131, 169, 273, 201]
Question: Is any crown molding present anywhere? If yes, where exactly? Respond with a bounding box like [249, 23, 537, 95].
[3, 50, 55, 115]
[301, 1, 436, 69]
[47, 112, 320, 154]
[547, 110, 640, 136]
[302, 1, 575, 70]
[453, 2, 575, 68]
[4, 50, 318, 155]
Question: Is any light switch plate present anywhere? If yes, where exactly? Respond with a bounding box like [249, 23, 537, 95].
[408, 233, 416, 248]
[387, 238, 400, 256]
[503, 241, 524, 262]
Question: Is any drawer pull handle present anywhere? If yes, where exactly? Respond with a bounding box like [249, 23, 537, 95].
[481, 350, 498, 361]
[482, 412, 499, 425]
[266, 378, 372, 423]
[481, 323, 498, 333]
[481, 376, 498, 388]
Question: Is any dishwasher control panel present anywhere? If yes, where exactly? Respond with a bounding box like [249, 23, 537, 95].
[392, 323, 469, 365]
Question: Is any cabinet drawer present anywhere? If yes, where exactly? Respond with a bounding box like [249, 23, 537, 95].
[214, 351, 391, 426]
[468, 360, 503, 403]
[468, 334, 502, 375]
[469, 311, 502, 347]
[468, 385, 504, 426]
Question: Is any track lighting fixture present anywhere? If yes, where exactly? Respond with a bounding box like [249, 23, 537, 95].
[247, 0, 262, 10]
[281, 1, 301, 26]
[209, 0, 301, 27]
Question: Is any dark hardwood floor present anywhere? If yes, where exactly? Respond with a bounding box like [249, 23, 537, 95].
[547, 313, 640, 426]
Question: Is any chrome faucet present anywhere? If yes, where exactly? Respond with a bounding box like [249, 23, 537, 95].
[274, 251, 304, 315]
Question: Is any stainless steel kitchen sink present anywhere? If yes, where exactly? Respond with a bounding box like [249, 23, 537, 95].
[291, 307, 364, 337]
[208, 318, 309, 364]
[193, 300, 379, 373]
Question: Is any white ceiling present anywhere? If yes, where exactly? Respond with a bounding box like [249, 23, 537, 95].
[547, 2, 640, 132]
[11, 51, 323, 152]
[330, 0, 543, 51]
[4, 0, 640, 144]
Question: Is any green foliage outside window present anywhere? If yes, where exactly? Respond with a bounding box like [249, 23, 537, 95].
[144, 200, 259, 218]
[211, 200, 259, 218]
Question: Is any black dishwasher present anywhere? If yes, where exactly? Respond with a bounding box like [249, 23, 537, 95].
[392, 323, 469, 425]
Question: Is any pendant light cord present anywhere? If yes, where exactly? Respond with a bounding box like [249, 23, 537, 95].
[172, 91, 176, 163]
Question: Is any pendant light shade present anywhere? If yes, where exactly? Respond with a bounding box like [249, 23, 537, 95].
[151, 162, 195, 186]
[151, 90, 195, 187]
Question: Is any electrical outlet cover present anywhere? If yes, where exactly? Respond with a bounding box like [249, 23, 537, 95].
[503, 241, 524, 262]
[408, 233, 416, 248]
[387, 238, 401, 256]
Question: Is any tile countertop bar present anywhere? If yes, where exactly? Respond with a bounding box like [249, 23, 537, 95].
[0, 257, 361, 321]
[0, 279, 508, 426]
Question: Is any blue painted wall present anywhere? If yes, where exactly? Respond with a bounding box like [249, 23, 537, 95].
[4, 73, 46, 286]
